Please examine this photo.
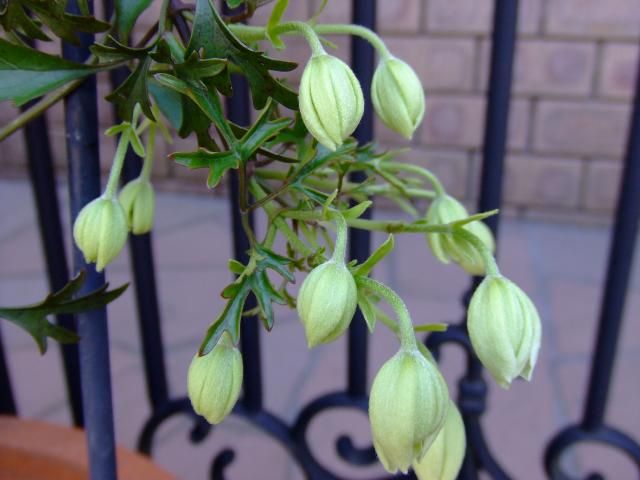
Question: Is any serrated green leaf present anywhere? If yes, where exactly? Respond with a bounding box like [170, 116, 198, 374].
[90, 36, 153, 62]
[106, 56, 154, 121]
[0, 1, 110, 44]
[199, 280, 249, 354]
[228, 259, 245, 275]
[239, 101, 291, 160]
[115, 0, 153, 38]
[171, 149, 239, 188]
[0, 271, 128, 354]
[0, 38, 100, 106]
[187, 0, 298, 109]
[174, 52, 227, 81]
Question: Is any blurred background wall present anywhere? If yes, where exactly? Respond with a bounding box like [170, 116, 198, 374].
[1, 0, 639, 223]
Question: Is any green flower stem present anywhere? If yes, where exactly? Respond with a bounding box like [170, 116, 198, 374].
[329, 211, 348, 261]
[384, 162, 445, 196]
[313, 24, 391, 60]
[158, 0, 171, 37]
[104, 130, 131, 198]
[229, 22, 390, 59]
[140, 124, 156, 180]
[249, 179, 313, 256]
[357, 276, 416, 350]
[454, 228, 500, 277]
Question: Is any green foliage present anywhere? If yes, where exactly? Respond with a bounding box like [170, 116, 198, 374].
[187, 0, 298, 109]
[198, 246, 293, 354]
[0, 0, 109, 44]
[115, 0, 153, 38]
[0, 38, 100, 105]
[0, 271, 128, 354]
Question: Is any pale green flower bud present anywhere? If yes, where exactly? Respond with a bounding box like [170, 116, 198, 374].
[372, 57, 425, 139]
[413, 400, 466, 480]
[297, 260, 357, 347]
[299, 53, 364, 151]
[187, 333, 243, 424]
[369, 349, 449, 474]
[425, 194, 495, 275]
[73, 196, 128, 272]
[468, 275, 542, 388]
[119, 177, 155, 234]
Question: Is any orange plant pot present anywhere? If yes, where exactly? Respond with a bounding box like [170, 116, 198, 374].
[0, 415, 174, 480]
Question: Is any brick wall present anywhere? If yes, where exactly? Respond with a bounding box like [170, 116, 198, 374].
[2, 0, 639, 220]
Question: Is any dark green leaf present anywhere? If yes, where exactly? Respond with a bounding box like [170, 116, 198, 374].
[239, 101, 291, 160]
[174, 52, 228, 80]
[90, 36, 153, 62]
[0, 0, 110, 44]
[115, 0, 153, 38]
[0, 271, 128, 354]
[106, 56, 154, 121]
[0, 38, 100, 105]
[149, 79, 184, 131]
[187, 0, 298, 109]
[171, 149, 239, 188]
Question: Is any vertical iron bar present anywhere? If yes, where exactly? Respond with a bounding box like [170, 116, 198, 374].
[582, 56, 640, 431]
[460, 1, 518, 478]
[22, 104, 84, 426]
[0, 328, 16, 414]
[63, 1, 117, 478]
[347, 0, 376, 398]
[100, 0, 171, 409]
[225, 66, 262, 411]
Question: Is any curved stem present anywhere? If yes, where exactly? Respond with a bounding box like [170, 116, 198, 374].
[385, 162, 445, 196]
[357, 276, 416, 350]
[455, 228, 500, 277]
[273, 21, 325, 56]
[313, 24, 391, 60]
[329, 211, 348, 261]
[104, 131, 130, 198]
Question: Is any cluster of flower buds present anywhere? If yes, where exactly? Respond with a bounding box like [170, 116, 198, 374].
[369, 348, 449, 474]
[299, 51, 424, 150]
[187, 333, 243, 424]
[73, 177, 155, 272]
[468, 274, 542, 388]
[425, 194, 495, 275]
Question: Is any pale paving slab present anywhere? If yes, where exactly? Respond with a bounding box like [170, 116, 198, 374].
[0, 179, 639, 479]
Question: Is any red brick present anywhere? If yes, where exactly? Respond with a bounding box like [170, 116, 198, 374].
[546, 0, 640, 39]
[583, 160, 622, 212]
[598, 43, 639, 99]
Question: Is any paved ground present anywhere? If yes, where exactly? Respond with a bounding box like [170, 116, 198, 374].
[0, 179, 638, 479]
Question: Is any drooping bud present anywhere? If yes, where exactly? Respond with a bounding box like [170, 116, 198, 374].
[297, 260, 357, 347]
[468, 275, 542, 388]
[119, 177, 155, 234]
[187, 333, 243, 424]
[413, 400, 466, 480]
[369, 349, 449, 474]
[299, 53, 364, 151]
[425, 194, 495, 275]
[372, 57, 425, 139]
[73, 196, 128, 272]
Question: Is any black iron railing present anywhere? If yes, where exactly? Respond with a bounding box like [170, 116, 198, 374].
[1, 0, 640, 479]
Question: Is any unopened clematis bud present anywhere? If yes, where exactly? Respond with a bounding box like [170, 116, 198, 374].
[468, 275, 542, 388]
[73, 196, 128, 272]
[187, 333, 243, 424]
[425, 194, 495, 275]
[297, 260, 357, 347]
[299, 53, 364, 151]
[119, 177, 155, 234]
[413, 400, 466, 480]
[372, 57, 425, 139]
[369, 349, 449, 474]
